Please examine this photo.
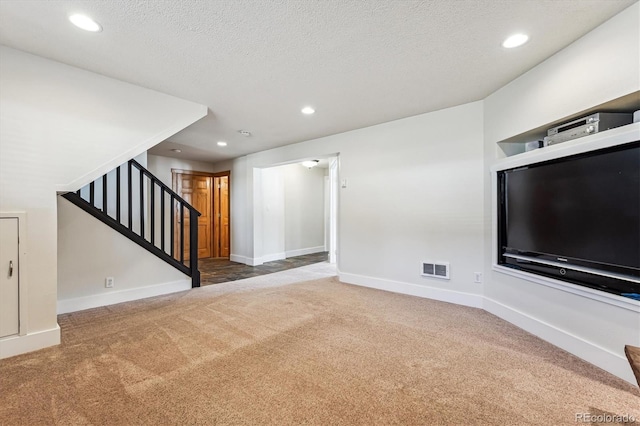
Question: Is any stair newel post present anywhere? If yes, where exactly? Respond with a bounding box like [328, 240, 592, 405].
[189, 207, 200, 287]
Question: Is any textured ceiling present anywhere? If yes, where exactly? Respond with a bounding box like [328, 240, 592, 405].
[0, 0, 636, 163]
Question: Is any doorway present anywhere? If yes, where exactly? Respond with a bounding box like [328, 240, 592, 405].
[172, 169, 230, 260]
[253, 155, 338, 266]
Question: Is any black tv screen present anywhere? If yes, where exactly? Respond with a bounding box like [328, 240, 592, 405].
[499, 141, 640, 295]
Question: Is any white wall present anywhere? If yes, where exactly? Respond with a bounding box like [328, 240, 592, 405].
[484, 2, 640, 145]
[283, 163, 325, 257]
[257, 167, 286, 263]
[0, 47, 207, 193]
[57, 196, 189, 313]
[147, 154, 219, 188]
[57, 153, 193, 313]
[205, 158, 327, 265]
[251, 162, 326, 264]
[483, 2, 640, 384]
[212, 101, 486, 306]
[207, 4, 638, 384]
[3, 1, 635, 385]
[0, 47, 206, 357]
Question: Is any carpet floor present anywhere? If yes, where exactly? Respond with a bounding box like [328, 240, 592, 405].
[1, 266, 638, 425]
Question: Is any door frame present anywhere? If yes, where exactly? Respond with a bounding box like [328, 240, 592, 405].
[171, 169, 231, 259]
[0, 212, 27, 337]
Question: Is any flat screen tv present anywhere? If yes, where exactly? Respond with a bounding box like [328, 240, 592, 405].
[497, 141, 640, 298]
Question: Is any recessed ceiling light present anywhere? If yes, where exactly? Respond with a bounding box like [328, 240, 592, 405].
[301, 106, 315, 115]
[238, 130, 252, 137]
[217, 141, 228, 147]
[171, 149, 182, 153]
[502, 33, 529, 48]
[301, 160, 320, 168]
[69, 14, 102, 32]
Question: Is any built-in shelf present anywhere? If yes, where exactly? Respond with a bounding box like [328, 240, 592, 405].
[497, 91, 640, 157]
[491, 122, 640, 309]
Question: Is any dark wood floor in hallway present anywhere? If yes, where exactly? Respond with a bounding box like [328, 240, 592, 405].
[199, 252, 329, 286]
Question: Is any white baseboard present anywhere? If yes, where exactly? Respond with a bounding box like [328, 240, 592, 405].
[230, 249, 325, 266]
[339, 272, 635, 384]
[230, 254, 252, 265]
[483, 297, 636, 385]
[0, 325, 61, 359]
[246, 252, 287, 266]
[285, 246, 325, 258]
[339, 272, 483, 308]
[230, 254, 263, 266]
[57, 279, 191, 314]
[230, 254, 283, 266]
[260, 252, 286, 264]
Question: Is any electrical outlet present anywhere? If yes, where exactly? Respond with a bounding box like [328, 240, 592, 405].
[474, 272, 483, 283]
[105, 277, 114, 288]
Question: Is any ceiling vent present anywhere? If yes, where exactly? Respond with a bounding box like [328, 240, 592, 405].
[421, 261, 450, 280]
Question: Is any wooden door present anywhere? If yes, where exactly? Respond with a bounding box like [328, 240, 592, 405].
[175, 173, 212, 260]
[0, 217, 19, 338]
[173, 169, 230, 260]
[213, 175, 230, 257]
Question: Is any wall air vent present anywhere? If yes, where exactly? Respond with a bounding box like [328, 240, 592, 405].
[421, 261, 450, 280]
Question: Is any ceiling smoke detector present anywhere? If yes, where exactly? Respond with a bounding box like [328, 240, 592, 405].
[171, 149, 182, 153]
[238, 130, 252, 137]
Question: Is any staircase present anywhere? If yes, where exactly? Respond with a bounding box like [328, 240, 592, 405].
[62, 159, 201, 287]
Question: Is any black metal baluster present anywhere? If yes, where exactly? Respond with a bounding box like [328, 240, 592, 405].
[170, 194, 175, 258]
[180, 203, 184, 264]
[150, 181, 155, 245]
[161, 188, 165, 252]
[140, 168, 144, 238]
[128, 162, 133, 230]
[62, 158, 201, 288]
[116, 166, 121, 223]
[102, 174, 108, 214]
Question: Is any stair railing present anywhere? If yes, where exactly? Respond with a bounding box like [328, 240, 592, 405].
[62, 159, 201, 287]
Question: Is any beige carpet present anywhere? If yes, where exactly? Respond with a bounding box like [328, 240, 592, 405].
[1, 273, 638, 425]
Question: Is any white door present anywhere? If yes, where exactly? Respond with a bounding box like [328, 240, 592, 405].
[0, 217, 19, 337]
